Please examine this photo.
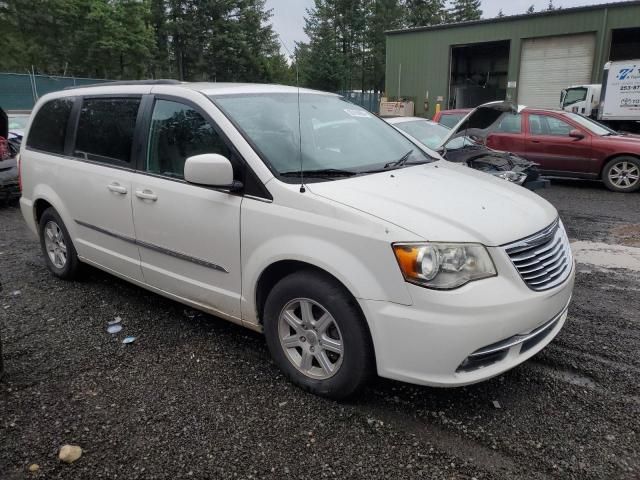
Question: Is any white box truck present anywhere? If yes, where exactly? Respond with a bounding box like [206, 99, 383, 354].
[560, 60, 640, 133]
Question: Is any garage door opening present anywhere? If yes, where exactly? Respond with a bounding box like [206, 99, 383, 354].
[610, 27, 640, 61]
[518, 33, 596, 109]
[448, 40, 510, 109]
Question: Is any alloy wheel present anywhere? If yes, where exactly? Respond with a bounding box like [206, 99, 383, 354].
[608, 161, 640, 189]
[277, 298, 344, 380]
[44, 221, 67, 269]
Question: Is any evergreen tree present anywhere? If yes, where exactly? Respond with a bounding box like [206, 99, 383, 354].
[367, 0, 405, 93]
[547, 0, 556, 10]
[526, 5, 535, 14]
[0, 0, 155, 79]
[448, 0, 482, 22]
[0, 0, 290, 83]
[404, 0, 447, 27]
[497, 9, 505, 18]
[297, 0, 346, 91]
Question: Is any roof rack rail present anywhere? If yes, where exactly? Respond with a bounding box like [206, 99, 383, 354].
[64, 79, 182, 90]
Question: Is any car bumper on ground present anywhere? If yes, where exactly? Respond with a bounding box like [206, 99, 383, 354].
[524, 178, 550, 191]
[360, 253, 575, 388]
[0, 179, 20, 203]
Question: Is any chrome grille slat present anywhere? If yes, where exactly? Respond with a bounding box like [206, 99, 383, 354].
[509, 236, 562, 262]
[504, 220, 572, 291]
[528, 263, 568, 285]
[523, 260, 567, 281]
[515, 239, 564, 269]
[518, 248, 565, 274]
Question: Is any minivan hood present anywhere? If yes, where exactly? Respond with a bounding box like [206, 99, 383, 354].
[439, 101, 525, 148]
[307, 161, 557, 246]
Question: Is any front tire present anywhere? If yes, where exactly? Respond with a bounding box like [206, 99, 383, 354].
[38, 207, 80, 280]
[602, 156, 640, 192]
[263, 270, 375, 399]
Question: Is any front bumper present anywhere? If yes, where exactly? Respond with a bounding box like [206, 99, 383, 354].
[360, 248, 575, 388]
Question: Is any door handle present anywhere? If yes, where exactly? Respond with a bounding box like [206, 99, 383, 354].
[135, 189, 158, 201]
[107, 182, 128, 194]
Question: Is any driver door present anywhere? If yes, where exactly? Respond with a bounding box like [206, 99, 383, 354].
[524, 113, 594, 175]
[131, 96, 243, 321]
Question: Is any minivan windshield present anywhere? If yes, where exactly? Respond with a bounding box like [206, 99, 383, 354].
[211, 93, 434, 180]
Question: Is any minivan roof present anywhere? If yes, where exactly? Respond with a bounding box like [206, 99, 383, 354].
[57, 81, 334, 97]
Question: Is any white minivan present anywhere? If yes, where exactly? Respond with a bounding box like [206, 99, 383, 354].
[19, 81, 574, 398]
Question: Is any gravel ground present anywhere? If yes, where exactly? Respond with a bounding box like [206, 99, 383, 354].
[1, 179, 639, 480]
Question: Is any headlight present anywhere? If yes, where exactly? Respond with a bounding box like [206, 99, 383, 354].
[490, 170, 527, 184]
[392, 242, 497, 289]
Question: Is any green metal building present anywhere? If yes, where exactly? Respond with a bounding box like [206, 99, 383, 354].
[385, 1, 640, 118]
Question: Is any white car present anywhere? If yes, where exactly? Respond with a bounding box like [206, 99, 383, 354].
[18, 82, 574, 398]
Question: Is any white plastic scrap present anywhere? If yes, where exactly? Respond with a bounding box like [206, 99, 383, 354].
[107, 324, 123, 334]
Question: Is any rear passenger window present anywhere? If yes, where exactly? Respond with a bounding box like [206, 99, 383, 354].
[74, 98, 140, 166]
[146, 99, 235, 179]
[27, 98, 73, 154]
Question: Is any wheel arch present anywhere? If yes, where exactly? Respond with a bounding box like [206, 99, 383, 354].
[34, 198, 54, 224]
[254, 259, 364, 327]
[30, 185, 74, 230]
[254, 259, 378, 372]
[599, 153, 640, 178]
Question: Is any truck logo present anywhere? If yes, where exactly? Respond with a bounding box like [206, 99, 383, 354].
[617, 67, 637, 80]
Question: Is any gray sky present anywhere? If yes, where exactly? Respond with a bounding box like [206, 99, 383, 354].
[266, 0, 626, 57]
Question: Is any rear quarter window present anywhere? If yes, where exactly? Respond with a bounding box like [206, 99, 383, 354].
[26, 98, 74, 154]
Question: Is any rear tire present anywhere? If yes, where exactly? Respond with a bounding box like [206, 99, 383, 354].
[263, 270, 375, 399]
[38, 207, 80, 280]
[602, 156, 640, 192]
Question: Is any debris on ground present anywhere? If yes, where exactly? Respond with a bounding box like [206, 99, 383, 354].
[492, 400, 502, 409]
[58, 444, 82, 464]
[28, 463, 39, 472]
[122, 336, 136, 344]
[107, 324, 123, 334]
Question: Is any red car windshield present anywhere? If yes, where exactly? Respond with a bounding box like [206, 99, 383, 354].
[564, 113, 617, 136]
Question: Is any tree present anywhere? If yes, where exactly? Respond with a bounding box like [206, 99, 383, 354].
[0, 0, 156, 79]
[496, 9, 505, 18]
[448, 0, 482, 22]
[547, 0, 556, 10]
[0, 0, 290, 83]
[367, 0, 405, 93]
[404, 0, 447, 27]
[526, 5, 535, 14]
[297, 0, 347, 91]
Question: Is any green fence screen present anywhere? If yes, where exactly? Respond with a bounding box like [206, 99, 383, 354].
[0, 73, 109, 111]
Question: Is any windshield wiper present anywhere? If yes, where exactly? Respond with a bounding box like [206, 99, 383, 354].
[280, 168, 358, 178]
[384, 149, 414, 169]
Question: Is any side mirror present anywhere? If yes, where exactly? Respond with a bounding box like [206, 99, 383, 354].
[569, 129, 585, 140]
[184, 154, 242, 191]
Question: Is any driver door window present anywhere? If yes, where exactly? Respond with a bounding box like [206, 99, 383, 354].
[146, 99, 236, 178]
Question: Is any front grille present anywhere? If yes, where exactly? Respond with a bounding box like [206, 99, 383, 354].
[504, 219, 572, 291]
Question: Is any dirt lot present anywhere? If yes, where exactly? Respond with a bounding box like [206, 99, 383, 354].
[1, 180, 639, 480]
